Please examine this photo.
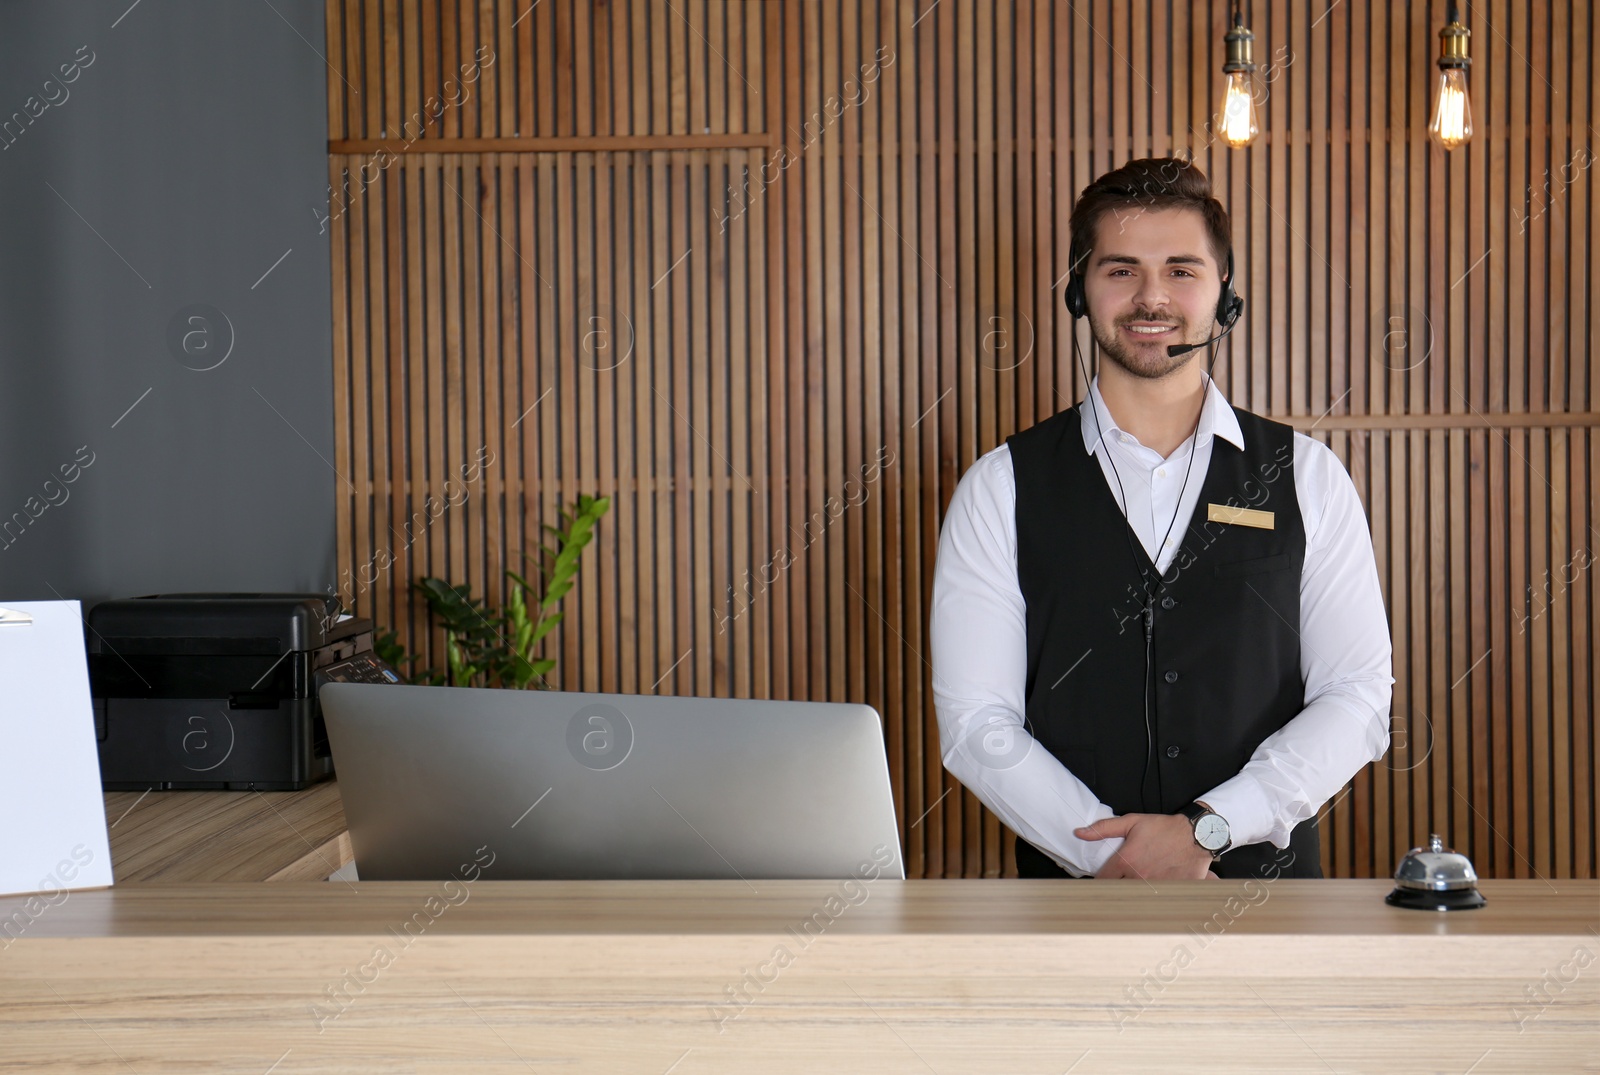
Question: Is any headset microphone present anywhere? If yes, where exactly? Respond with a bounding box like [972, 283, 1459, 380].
[1166, 311, 1241, 358]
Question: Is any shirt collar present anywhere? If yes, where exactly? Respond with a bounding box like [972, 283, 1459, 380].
[1080, 376, 1245, 457]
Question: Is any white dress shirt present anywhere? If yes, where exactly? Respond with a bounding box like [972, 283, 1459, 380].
[930, 377, 1394, 877]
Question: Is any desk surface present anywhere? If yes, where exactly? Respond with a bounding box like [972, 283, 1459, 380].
[102, 779, 350, 882]
[10, 878, 1597, 939]
[3, 880, 1594, 1073]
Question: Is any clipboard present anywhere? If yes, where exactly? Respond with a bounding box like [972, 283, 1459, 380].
[0, 601, 114, 902]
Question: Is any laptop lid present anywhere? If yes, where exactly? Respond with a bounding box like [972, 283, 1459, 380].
[319, 683, 905, 881]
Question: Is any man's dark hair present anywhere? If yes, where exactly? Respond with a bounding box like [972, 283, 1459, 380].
[1068, 157, 1233, 279]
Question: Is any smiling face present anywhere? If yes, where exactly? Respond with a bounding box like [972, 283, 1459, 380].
[1081, 206, 1227, 381]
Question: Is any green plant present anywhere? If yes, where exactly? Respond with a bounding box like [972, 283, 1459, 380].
[374, 494, 610, 688]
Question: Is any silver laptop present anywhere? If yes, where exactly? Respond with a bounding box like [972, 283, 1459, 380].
[319, 683, 905, 881]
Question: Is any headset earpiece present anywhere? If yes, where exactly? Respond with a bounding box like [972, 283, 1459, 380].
[1064, 275, 1087, 320]
[1063, 240, 1089, 320]
[1216, 250, 1244, 329]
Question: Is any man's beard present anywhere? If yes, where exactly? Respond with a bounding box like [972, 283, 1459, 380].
[1090, 311, 1215, 380]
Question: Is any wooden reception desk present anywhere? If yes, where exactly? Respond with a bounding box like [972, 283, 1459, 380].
[2, 878, 1595, 1072]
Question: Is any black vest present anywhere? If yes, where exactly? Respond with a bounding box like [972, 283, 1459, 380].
[1005, 404, 1322, 880]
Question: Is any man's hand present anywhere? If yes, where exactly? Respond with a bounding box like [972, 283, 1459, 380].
[1075, 813, 1217, 879]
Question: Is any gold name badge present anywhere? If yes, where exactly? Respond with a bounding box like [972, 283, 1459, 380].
[1207, 503, 1276, 530]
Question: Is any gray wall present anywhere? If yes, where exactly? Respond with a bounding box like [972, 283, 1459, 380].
[0, 0, 335, 606]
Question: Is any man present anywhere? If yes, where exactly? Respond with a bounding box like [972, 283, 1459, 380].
[930, 157, 1393, 880]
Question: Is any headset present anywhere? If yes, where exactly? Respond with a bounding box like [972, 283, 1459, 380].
[1062, 226, 1244, 816]
[1065, 239, 1244, 334]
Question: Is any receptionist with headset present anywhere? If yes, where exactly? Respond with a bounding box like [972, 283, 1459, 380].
[930, 158, 1394, 879]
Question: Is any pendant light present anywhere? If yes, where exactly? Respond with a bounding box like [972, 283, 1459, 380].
[1219, 3, 1259, 149]
[1427, 3, 1473, 151]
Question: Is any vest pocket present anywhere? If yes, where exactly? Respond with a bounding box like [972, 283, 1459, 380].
[1213, 552, 1294, 578]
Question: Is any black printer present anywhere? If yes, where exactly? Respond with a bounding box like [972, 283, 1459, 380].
[87, 593, 400, 791]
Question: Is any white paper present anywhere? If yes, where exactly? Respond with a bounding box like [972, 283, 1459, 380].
[0, 600, 115, 900]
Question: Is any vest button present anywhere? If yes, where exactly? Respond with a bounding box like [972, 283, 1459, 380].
[1164, 670, 1179, 683]
[1161, 596, 1176, 610]
[1165, 745, 1181, 758]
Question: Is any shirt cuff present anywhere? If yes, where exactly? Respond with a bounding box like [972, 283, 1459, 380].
[1196, 774, 1281, 850]
[1068, 837, 1121, 877]
[1035, 806, 1122, 877]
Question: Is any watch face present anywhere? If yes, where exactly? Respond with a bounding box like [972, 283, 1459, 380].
[1194, 814, 1230, 851]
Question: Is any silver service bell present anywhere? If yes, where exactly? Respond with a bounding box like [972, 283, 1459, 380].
[1384, 833, 1487, 911]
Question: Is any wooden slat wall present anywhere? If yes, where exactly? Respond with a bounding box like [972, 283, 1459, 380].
[325, 0, 1597, 880]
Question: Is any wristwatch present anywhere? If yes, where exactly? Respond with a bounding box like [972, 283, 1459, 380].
[1180, 801, 1232, 859]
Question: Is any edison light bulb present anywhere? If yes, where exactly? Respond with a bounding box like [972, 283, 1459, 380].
[1428, 68, 1473, 151]
[1219, 71, 1259, 148]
